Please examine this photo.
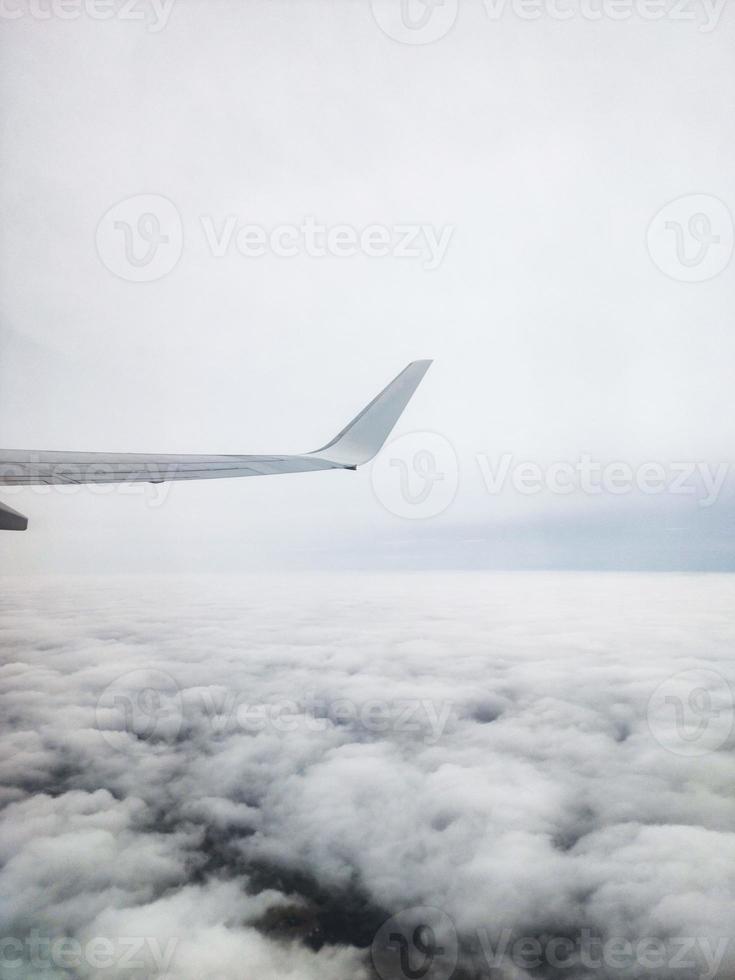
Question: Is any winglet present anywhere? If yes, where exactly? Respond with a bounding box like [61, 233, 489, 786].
[0, 500, 28, 531]
[310, 360, 432, 467]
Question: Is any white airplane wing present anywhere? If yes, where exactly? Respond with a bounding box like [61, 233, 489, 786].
[0, 360, 432, 530]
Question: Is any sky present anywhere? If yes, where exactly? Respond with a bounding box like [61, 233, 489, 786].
[0, 0, 734, 572]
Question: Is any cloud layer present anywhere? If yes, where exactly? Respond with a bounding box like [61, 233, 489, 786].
[1, 572, 734, 979]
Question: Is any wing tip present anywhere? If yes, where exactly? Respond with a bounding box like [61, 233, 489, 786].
[311, 359, 433, 467]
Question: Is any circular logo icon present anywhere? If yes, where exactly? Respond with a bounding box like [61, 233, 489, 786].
[370, 0, 458, 44]
[647, 195, 734, 283]
[372, 906, 458, 980]
[647, 668, 733, 757]
[96, 668, 183, 750]
[96, 194, 183, 282]
[371, 432, 458, 520]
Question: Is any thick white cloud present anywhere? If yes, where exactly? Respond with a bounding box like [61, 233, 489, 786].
[1, 572, 734, 979]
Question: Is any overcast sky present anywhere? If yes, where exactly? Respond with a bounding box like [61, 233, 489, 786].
[1, 0, 734, 572]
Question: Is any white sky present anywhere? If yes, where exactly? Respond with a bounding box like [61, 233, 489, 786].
[1, 0, 734, 571]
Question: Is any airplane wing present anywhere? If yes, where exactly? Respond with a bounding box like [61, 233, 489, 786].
[0, 360, 432, 530]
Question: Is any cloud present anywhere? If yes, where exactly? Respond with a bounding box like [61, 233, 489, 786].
[1, 572, 734, 979]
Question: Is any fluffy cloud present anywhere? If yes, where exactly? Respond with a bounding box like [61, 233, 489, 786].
[1, 572, 734, 979]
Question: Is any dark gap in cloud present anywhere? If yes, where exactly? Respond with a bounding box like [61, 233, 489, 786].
[248, 862, 388, 952]
[143, 813, 390, 954]
[612, 720, 632, 743]
[4, 764, 85, 801]
[211, 842, 389, 952]
[467, 703, 504, 724]
[552, 806, 598, 853]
